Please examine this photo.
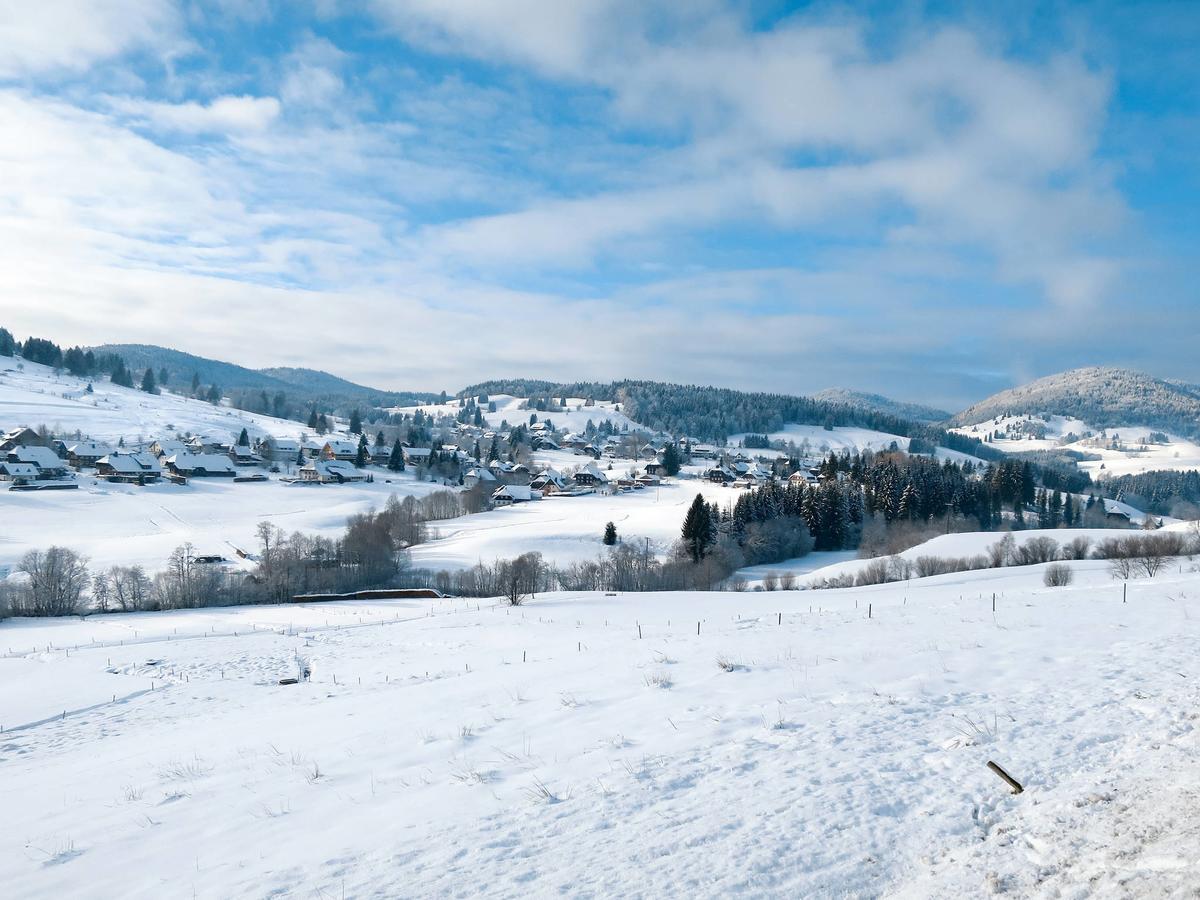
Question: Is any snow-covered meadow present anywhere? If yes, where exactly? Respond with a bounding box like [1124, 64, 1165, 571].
[2, 561, 1197, 897]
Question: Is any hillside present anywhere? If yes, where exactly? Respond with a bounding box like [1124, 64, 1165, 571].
[951, 367, 1200, 437]
[811, 388, 950, 424]
[3, 564, 1198, 896]
[94, 344, 439, 411]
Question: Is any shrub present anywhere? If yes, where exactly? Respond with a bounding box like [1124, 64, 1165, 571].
[1043, 563, 1073, 587]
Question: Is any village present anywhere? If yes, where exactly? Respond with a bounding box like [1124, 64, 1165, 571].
[0, 395, 831, 509]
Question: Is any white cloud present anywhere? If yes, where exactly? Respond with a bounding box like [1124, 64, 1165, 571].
[0, 0, 182, 78]
[110, 94, 282, 134]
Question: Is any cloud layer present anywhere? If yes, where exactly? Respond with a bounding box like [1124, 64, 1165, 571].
[0, 0, 1194, 406]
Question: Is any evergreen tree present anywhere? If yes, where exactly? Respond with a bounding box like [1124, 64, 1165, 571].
[349, 409, 362, 435]
[316, 413, 328, 435]
[354, 435, 368, 468]
[0, 327, 14, 356]
[603, 521, 618, 545]
[191, 372, 201, 394]
[237, 428, 249, 447]
[158, 367, 169, 387]
[681, 493, 714, 562]
[307, 408, 319, 429]
[660, 442, 682, 476]
[387, 439, 405, 472]
[140, 367, 157, 394]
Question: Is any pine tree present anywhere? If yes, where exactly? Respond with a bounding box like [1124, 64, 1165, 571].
[140, 367, 157, 394]
[158, 367, 169, 387]
[354, 435, 368, 468]
[661, 442, 682, 476]
[349, 409, 362, 435]
[307, 409, 319, 429]
[681, 493, 713, 562]
[603, 521, 618, 545]
[237, 428, 249, 447]
[388, 439, 405, 472]
[191, 372, 201, 394]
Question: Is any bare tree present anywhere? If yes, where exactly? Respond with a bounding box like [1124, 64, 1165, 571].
[16, 547, 90, 616]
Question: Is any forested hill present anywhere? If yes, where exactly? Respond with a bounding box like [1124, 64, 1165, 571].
[811, 389, 950, 424]
[94, 344, 439, 411]
[460, 378, 999, 458]
[950, 367, 1200, 437]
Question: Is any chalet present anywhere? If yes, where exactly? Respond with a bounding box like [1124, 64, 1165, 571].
[322, 439, 360, 462]
[150, 439, 190, 458]
[96, 452, 162, 483]
[531, 436, 560, 451]
[463, 466, 497, 489]
[788, 470, 820, 487]
[574, 464, 609, 487]
[644, 461, 668, 477]
[530, 468, 568, 493]
[229, 446, 264, 467]
[403, 447, 433, 466]
[636, 473, 661, 488]
[260, 438, 301, 462]
[164, 453, 237, 478]
[704, 466, 735, 484]
[0, 461, 39, 483]
[615, 477, 638, 492]
[0, 428, 43, 452]
[299, 459, 368, 484]
[8, 445, 68, 479]
[369, 444, 392, 464]
[64, 441, 114, 468]
[492, 485, 543, 506]
[639, 443, 659, 459]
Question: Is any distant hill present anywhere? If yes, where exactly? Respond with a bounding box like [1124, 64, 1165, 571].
[93, 345, 440, 412]
[811, 389, 950, 424]
[950, 367, 1200, 436]
[461, 377, 999, 459]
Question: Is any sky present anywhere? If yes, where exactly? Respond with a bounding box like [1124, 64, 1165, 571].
[0, 0, 1197, 408]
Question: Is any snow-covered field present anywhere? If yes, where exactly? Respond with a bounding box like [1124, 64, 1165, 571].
[389, 394, 644, 435]
[412, 475, 738, 572]
[0, 359, 310, 445]
[954, 414, 1200, 477]
[2, 562, 1198, 897]
[0, 472, 450, 573]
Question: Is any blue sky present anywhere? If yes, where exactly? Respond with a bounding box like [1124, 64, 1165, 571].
[0, 0, 1196, 407]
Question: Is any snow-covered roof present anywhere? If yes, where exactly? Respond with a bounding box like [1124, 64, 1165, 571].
[492, 485, 542, 502]
[0, 461, 39, 478]
[97, 452, 162, 475]
[9, 445, 65, 470]
[165, 453, 236, 474]
[465, 467, 497, 481]
[65, 441, 113, 457]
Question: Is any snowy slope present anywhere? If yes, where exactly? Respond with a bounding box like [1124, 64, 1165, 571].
[2, 565, 1198, 897]
[953, 414, 1200, 476]
[0, 472, 451, 573]
[389, 394, 644, 435]
[0, 359, 313, 445]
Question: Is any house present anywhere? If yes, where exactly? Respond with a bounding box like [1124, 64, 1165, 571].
[150, 439, 190, 458]
[299, 459, 369, 484]
[704, 466, 735, 484]
[530, 468, 568, 493]
[789, 470, 820, 487]
[0, 428, 44, 452]
[531, 436, 560, 451]
[636, 472, 661, 488]
[0, 461, 39, 483]
[96, 452, 162, 483]
[7, 445, 68, 479]
[492, 485, 543, 506]
[261, 438, 301, 462]
[64, 441, 114, 468]
[164, 452, 237, 477]
[229, 446, 264, 467]
[644, 461, 668, 477]
[322, 439, 360, 461]
[403, 447, 433, 466]
[464, 466, 497, 489]
[574, 464, 609, 487]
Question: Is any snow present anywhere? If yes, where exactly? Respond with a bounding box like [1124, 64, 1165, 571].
[730, 423, 912, 456]
[389, 394, 644, 435]
[411, 476, 735, 572]
[0, 471, 453, 573]
[953, 414, 1200, 477]
[3, 563, 1199, 896]
[0, 359, 312, 446]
